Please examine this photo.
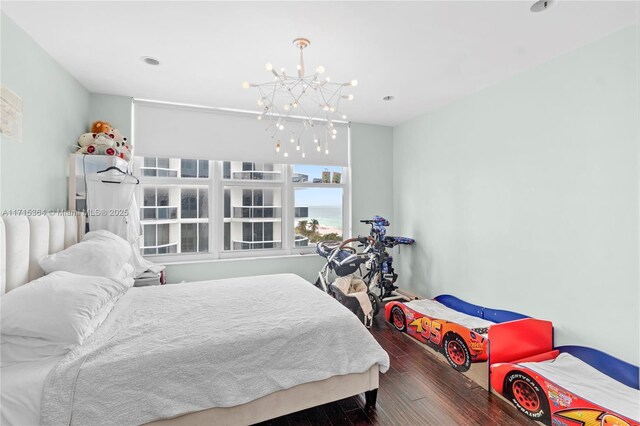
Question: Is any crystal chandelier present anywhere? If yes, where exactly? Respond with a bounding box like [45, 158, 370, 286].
[243, 38, 357, 158]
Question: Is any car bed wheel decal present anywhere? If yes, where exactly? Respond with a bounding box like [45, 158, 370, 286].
[442, 334, 471, 372]
[393, 311, 403, 328]
[447, 341, 466, 365]
[390, 306, 406, 332]
[503, 371, 550, 423]
[512, 379, 540, 412]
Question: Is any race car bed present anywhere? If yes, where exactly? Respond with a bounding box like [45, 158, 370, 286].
[385, 295, 553, 386]
[490, 346, 639, 425]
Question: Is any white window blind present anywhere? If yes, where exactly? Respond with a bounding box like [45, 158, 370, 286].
[133, 100, 349, 166]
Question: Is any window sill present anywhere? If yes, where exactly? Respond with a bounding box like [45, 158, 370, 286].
[145, 252, 319, 266]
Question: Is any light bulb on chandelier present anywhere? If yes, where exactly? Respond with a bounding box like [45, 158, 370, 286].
[243, 37, 355, 158]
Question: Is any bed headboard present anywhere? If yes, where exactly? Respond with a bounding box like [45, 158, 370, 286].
[0, 213, 85, 294]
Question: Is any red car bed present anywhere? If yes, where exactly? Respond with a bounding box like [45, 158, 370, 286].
[385, 295, 554, 376]
[490, 346, 639, 426]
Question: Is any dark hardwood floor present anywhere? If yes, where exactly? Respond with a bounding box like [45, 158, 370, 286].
[255, 313, 537, 426]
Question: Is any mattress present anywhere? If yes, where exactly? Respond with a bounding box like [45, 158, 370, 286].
[520, 353, 639, 421]
[3, 273, 389, 426]
[404, 299, 495, 333]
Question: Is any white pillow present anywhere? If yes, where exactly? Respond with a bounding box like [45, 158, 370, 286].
[114, 262, 136, 282]
[0, 271, 132, 345]
[0, 293, 122, 366]
[39, 230, 132, 279]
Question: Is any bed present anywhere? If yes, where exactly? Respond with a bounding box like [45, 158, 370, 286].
[385, 295, 553, 389]
[490, 346, 639, 425]
[0, 214, 389, 425]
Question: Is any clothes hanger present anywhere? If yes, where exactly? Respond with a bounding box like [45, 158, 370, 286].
[97, 166, 140, 184]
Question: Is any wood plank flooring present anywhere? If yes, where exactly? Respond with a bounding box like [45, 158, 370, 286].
[254, 313, 537, 426]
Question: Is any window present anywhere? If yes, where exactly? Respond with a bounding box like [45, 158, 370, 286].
[142, 157, 178, 177]
[226, 161, 280, 181]
[134, 157, 347, 259]
[142, 188, 177, 220]
[293, 186, 344, 247]
[143, 223, 176, 255]
[180, 223, 208, 253]
[136, 157, 211, 256]
[291, 165, 345, 247]
[224, 185, 282, 251]
[180, 159, 209, 178]
[221, 161, 284, 253]
[180, 188, 207, 219]
[292, 164, 343, 184]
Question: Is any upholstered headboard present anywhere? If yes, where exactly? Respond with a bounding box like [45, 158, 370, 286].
[0, 214, 85, 294]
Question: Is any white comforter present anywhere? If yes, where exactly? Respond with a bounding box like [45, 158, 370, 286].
[520, 353, 639, 421]
[35, 273, 388, 425]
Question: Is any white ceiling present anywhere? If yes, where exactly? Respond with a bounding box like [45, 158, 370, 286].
[2, 1, 638, 126]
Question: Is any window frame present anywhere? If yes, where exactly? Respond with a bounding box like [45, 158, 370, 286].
[134, 159, 350, 263]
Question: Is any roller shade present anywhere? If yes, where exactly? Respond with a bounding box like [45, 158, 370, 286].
[133, 100, 349, 166]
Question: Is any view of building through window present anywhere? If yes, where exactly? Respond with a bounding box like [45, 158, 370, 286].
[222, 161, 284, 251]
[138, 158, 210, 255]
[293, 165, 344, 245]
[135, 158, 345, 256]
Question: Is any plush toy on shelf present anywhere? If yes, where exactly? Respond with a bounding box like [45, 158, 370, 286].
[76, 132, 114, 155]
[111, 128, 133, 161]
[74, 121, 132, 162]
[91, 120, 113, 135]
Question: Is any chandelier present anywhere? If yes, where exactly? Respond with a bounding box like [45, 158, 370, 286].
[243, 38, 357, 158]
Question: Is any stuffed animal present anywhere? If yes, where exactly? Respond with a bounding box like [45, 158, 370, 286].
[77, 132, 98, 147]
[110, 128, 133, 161]
[114, 144, 131, 161]
[75, 132, 115, 156]
[111, 128, 127, 144]
[76, 144, 97, 155]
[76, 144, 115, 156]
[77, 132, 114, 148]
[75, 123, 132, 162]
[95, 133, 114, 148]
[91, 120, 113, 135]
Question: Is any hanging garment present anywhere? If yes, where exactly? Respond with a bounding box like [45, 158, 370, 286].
[127, 195, 157, 276]
[86, 176, 135, 238]
[86, 175, 154, 275]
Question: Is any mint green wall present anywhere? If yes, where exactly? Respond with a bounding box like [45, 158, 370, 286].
[90, 94, 132, 139]
[165, 122, 394, 284]
[393, 25, 639, 364]
[350, 123, 394, 237]
[0, 13, 90, 211]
